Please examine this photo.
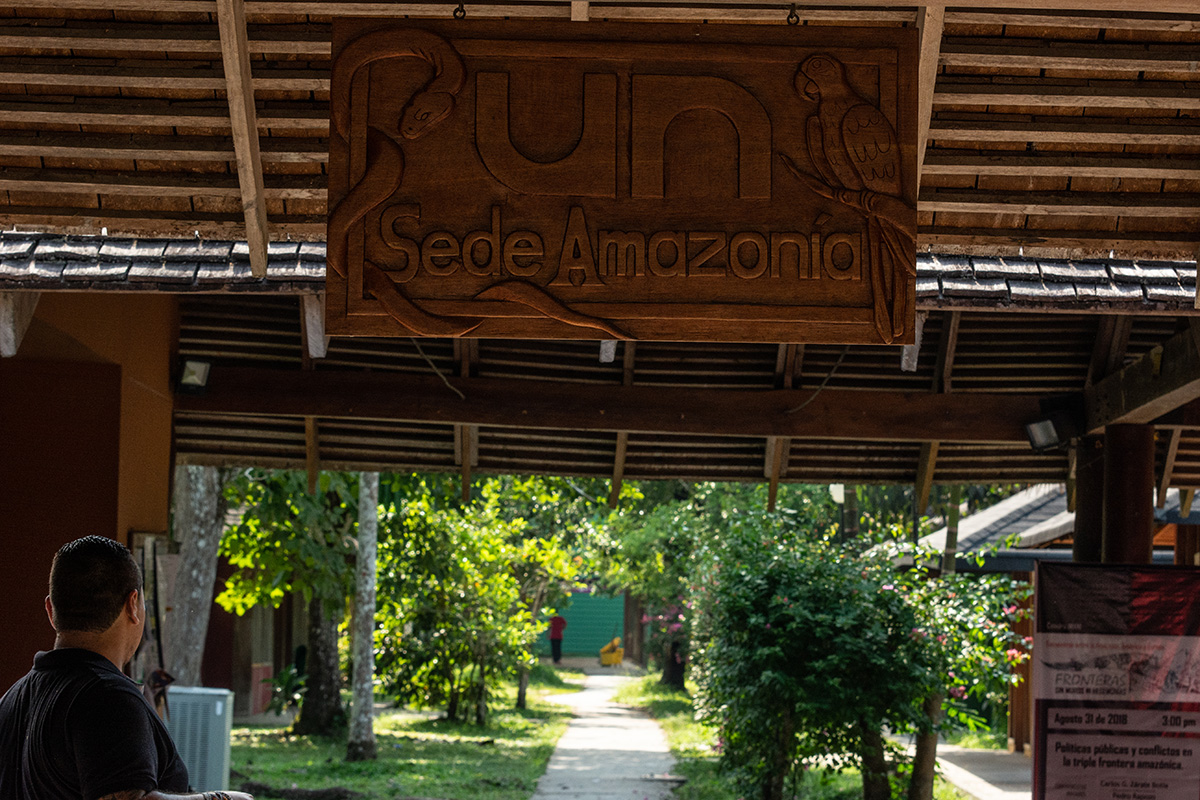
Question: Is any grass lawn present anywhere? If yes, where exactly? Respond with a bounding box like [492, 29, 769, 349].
[613, 676, 973, 800]
[230, 665, 583, 800]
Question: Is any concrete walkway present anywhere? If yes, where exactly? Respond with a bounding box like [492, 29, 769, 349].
[537, 661, 1032, 800]
[534, 672, 679, 800]
[935, 744, 1032, 800]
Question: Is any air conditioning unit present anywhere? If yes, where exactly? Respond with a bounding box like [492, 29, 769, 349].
[166, 686, 234, 792]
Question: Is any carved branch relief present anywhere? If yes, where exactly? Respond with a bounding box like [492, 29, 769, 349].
[328, 21, 918, 344]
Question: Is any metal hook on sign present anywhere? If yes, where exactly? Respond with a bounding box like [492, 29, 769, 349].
[786, 4, 799, 25]
[453, 2, 466, 18]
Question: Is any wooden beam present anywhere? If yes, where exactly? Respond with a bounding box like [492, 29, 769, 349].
[570, 0, 588, 20]
[919, 227, 1199, 260]
[609, 431, 628, 508]
[300, 293, 329, 360]
[176, 367, 1045, 443]
[215, 0, 269, 278]
[1086, 315, 1132, 386]
[766, 435, 786, 512]
[916, 5, 944, 187]
[305, 416, 319, 493]
[1085, 325, 1200, 434]
[933, 311, 960, 394]
[1158, 427, 1183, 508]
[915, 441, 940, 520]
[1183, 489, 1196, 519]
[0, 292, 38, 358]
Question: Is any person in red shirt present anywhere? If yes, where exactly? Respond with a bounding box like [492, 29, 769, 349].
[548, 615, 567, 665]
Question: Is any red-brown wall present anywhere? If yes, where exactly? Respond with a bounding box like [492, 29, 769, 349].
[0, 359, 122, 690]
[0, 294, 175, 691]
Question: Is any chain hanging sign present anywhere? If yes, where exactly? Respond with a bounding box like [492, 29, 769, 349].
[328, 20, 918, 343]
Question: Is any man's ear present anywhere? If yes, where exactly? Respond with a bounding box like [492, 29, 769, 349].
[125, 589, 142, 624]
[44, 596, 56, 631]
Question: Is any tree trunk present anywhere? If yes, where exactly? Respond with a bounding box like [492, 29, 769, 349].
[346, 473, 379, 762]
[760, 709, 794, 800]
[166, 465, 229, 686]
[844, 485, 860, 541]
[859, 721, 891, 800]
[293, 595, 345, 736]
[474, 660, 488, 726]
[941, 486, 962, 576]
[907, 693, 944, 800]
[516, 669, 530, 710]
[660, 639, 686, 690]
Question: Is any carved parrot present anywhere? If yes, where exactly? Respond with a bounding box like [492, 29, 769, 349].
[795, 53, 915, 344]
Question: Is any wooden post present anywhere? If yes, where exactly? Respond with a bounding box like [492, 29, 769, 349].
[1101, 424, 1155, 564]
[1073, 437, 1104, 563]
[1176, 525, 1200, 566]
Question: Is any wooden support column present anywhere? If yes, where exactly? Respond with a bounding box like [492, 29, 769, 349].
[916, 310, 960, 512]
[455, 424, 478, 503]
[216, 0, 269, 277]
[305, 417, 320, 494]
[609, 341, 635, 508]
[1183, 490, 1196, 519]
[1007, 584, 1034, 755]
[1175, 525, 1200, 566]
[765, 436, 786, 512]
[1101, 424, 1155, 564]
[1073, 436, 1104, 562]
[0, 291, 38, 357]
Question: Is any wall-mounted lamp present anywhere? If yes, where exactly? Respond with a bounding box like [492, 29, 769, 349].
[1024, 395, 1084, 453]
[177, 358, 212, 394]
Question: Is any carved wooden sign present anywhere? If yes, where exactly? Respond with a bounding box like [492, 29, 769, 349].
[328, 20, 918, 344]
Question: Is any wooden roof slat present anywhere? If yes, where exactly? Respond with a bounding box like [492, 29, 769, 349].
[944, 10, 1200, 32]
[0, 169, 323, 198]
[923, 153, 1200, 180]
[920, 190, 1200, 217]
[928, 119, 1200, 146]
[935, 83, 1200, 110]
[940, 40, 1200, 73]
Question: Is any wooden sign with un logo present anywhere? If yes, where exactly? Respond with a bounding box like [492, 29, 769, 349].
[328, 20, 918, 344]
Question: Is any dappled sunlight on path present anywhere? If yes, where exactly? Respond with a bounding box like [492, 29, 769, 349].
[533, 675, 679, 800]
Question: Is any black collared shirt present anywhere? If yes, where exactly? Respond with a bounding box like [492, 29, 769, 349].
[0, 648, 189, 800]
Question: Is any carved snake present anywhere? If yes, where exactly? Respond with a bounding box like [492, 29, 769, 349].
[327, 29, 480, 337]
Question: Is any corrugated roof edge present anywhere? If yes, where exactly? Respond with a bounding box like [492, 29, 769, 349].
[0, 234, 1196, 311]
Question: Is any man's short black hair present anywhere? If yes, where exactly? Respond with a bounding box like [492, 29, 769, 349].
[49, 536, 142, 633]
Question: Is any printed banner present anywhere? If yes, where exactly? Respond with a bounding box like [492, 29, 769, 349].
[1035, 563, 1200, 800]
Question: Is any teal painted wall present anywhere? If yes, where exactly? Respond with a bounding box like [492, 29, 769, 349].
[540, 592, 625, 656]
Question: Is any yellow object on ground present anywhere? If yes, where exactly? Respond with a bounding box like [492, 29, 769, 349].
[599, 637, 624, 665]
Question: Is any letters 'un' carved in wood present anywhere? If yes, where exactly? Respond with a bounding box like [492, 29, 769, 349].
[328, 21, 918, 344]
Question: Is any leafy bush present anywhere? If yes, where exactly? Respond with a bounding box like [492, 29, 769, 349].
[691, 521, 937, 800]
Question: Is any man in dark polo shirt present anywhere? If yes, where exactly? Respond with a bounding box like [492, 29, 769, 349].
[0, 536, 254, 800]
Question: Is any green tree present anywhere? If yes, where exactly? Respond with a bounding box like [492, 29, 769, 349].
[375, 496, 547, 724]
[218, 470, 360, 736]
